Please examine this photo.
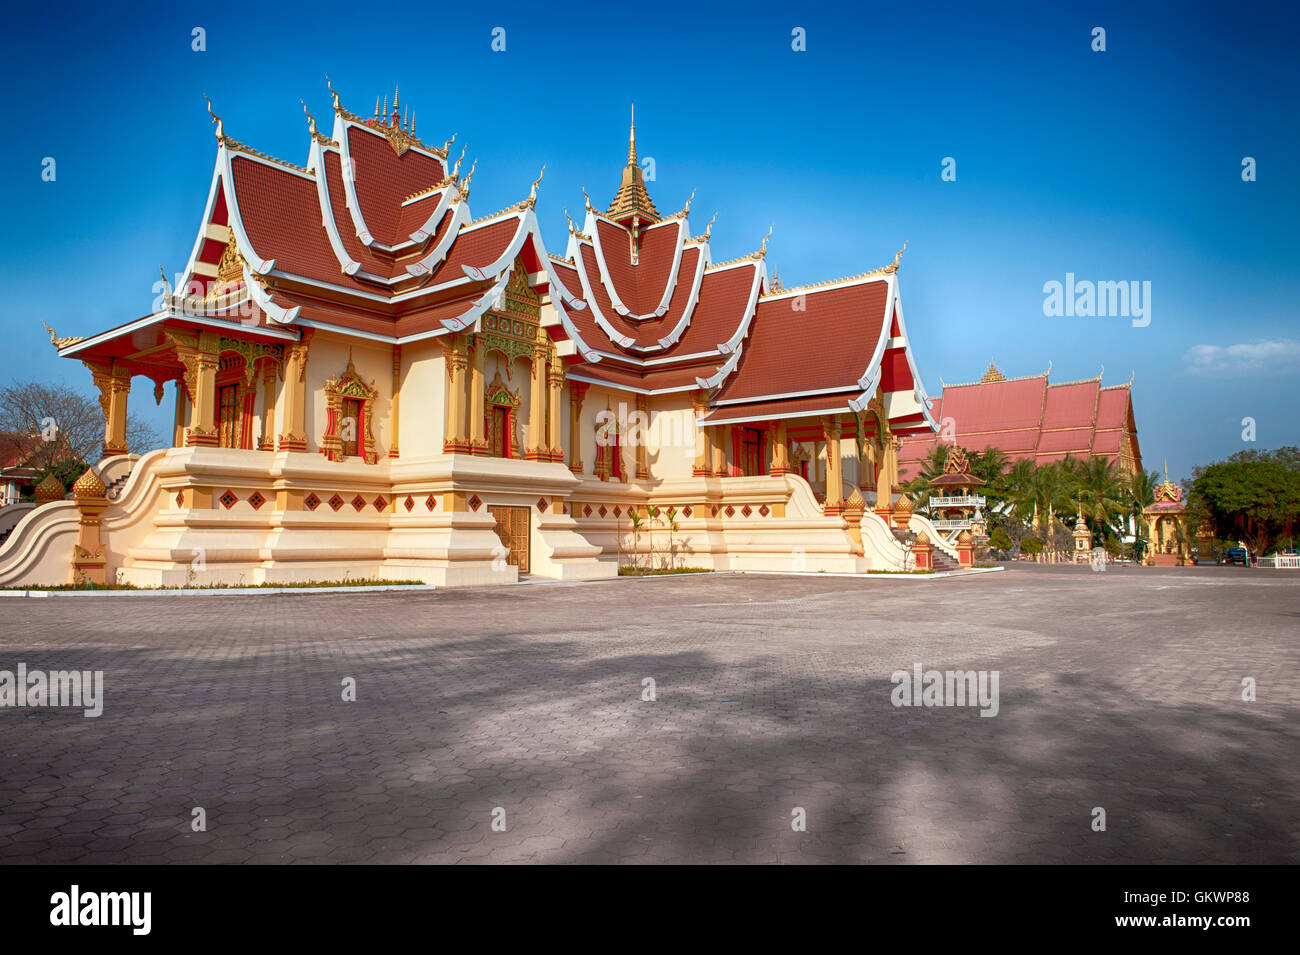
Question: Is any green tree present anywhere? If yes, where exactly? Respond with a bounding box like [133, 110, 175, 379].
[1192, 460, 1300, 556]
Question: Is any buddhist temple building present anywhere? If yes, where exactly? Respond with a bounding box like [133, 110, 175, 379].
[1144, 464, 1189, 566]
[898, 362, 1143, 481]
[0, 85, 959, 587]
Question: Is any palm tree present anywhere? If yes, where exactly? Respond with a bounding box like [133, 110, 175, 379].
[1126, 468, 1159, 563]
[1078, 456, 1127, 537]
[901, 444, 950, 514]
[628, 509, 644, 571]
[646, 505, 660, 569]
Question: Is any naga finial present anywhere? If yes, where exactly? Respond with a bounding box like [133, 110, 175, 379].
[451, 144, 466, 180]
[527, 164, 546, 207]
[702, 210, 717, 240]
[442, 131, 457, 156]
[677, 188, 695, 218]
[159, 265, 172, 298]
[564, 207, 577, 234]
[888, 238, 909, 272]
[42, 320, 58, 346]
[581, 183, 594, 214]
[300, 100, 318, 138]
[203, 93, 224, 142]
[325, 74, 341, 111]
[759, 223, 773, 257]
[459, 158, 477, 197]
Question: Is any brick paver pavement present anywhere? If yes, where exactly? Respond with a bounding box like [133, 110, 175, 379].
[1, 564, 1297, 864]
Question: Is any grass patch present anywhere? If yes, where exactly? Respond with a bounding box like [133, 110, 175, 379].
[618, 567, 712, 577]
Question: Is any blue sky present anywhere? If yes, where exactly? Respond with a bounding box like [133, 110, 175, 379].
[1, 0, 1296, 480]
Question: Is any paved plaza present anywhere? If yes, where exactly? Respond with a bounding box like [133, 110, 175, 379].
[1, 564, 1297, 864]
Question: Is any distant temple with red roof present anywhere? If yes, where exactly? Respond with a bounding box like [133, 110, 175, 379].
[898, 361, 1142, 481]
[0, 84, 969, 587]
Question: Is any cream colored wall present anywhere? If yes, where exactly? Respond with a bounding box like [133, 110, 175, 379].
[400, 339, 446, 457]
[303, 334, 393, 456]
[645, 392, 695, 480]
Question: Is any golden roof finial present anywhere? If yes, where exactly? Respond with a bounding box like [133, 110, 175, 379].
[442, 131, 457, 156]
[581, 183, 594, 214]
[43, 319, 58, 345]
[410, 112, 416, 137]
[451, 144, 466, 179]
[159, 265, 171, 298]
[887, 239, 908, 272]
[758, 223, 773, 258]
[393, 84, 399, 114]
[1164, 458, 1169, 479]
[1099, 363, 1105, 379]
[300, 99, 317, 138]
[374, 95, 381, 119]
[771, 266, 782, 293]
[203, 93, 225, 142]
[702, 210, 717, 240]
[526, 164, 546, 207]
[325, 74, 341, 111]
[382, 94, 388, 121]
[627, 103, 637, 166]
[676, 188, 695, 219]
[1128, 369, 1135, 386]
[1046, 359, 1053, 377]
[458, 158, 477, 198]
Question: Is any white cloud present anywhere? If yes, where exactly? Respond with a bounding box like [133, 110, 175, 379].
[1183, 339, 1300, 377]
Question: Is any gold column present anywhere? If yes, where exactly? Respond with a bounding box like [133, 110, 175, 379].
[259, 362, 277, 450]
[634, 394, 649, 479]
[164, 330, 221, 447]
[874, 431, 894, 517]
[526, 342, 547, 460]
[276, 331, 311, 451]
[691, 390, 712, 476]
[468, 337, 487, 454]
[441, 334, 468, 453]
[84, 360, 131, 457]
[823, 416, 844, 515]
[548, 354, 565, 463]
[172, 380, 186, 448]
[568, 381, 588, 473]
[770, 419, 789, 476]
[390, 344, 401, 459]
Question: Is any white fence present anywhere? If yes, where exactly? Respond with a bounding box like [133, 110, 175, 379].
[1259, 554, 1300, 569]
[928, 495, 986, 508]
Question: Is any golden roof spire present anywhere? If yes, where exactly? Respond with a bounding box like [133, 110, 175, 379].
[526, 164, 546, 207]
[450, 144, 466, 179]
[203, 93, 225, 142]
[300, 100, 318, 139]
[325, 74, 341, 112]
[702, 210, 716, 240]
[758, 223, 773, 258]
[885, 239, 908, 273]
[458, 158, 477, 198]
[605, 110, 659, 223]
[441, 131, 457, 156]
[628, 103, 637, 165]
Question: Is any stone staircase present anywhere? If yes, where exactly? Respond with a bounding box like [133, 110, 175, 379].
[892, 526, 962, 572]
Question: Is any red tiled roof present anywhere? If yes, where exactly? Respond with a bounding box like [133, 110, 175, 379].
[897, 374, 1140, 480]
[344, 125, 446, 247]
[711, 279, 890, 403]
[699, 391, 862, 426]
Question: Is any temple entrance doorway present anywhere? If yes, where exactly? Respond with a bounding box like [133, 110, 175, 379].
[490, 406, 511, 458]
[489, 505, 530, 574]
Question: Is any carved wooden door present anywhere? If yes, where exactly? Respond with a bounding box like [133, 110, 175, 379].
[488, 505, 530, 574]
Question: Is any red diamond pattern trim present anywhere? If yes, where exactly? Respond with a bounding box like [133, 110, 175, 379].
[468, 494, 482, 511]
[425, 495, 437, 511]
[759, 504, 770, 517]
[682, 505, 693, 518]
[305, 493, 321, 511]
[598, 505, 607, 518]
[404, 496, 414, 511]
[741, 505, 752, 518]
[219, 491, 237, 509]
[373, 496, 387, 511]
[175, 491, 184, 508]
[536, 497, 548, 513]
[584, 504, 592, 517]
[328, 494, 344, 511]
[724, 505, 735, 518]
[248, 491, 266, 511]
[351, 495, 366, 511]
